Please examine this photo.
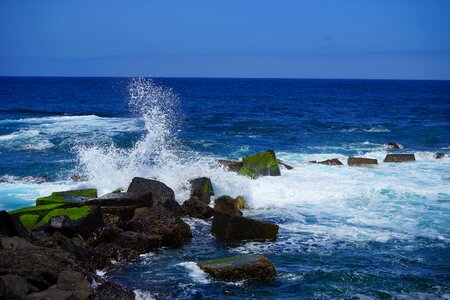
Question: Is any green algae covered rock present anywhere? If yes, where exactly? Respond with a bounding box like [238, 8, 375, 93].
[36, 189, 97, 206]
[235, 196, 246, 210]
[211, 212, 279, 242]
[35, 206, 92, 228]
[239, 150, 281, 178]
[10, 204, 65, 230]
[198, 254, 276, 282]
[189, 177, 214, 204]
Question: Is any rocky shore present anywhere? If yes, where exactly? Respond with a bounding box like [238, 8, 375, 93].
[0, 146, 446, 299]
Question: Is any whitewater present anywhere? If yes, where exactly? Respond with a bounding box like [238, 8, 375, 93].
[0, 77, 449, 298]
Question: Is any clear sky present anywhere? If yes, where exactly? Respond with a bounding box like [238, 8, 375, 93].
[1, 0, 449, 79]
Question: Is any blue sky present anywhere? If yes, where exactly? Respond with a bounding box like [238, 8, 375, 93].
[1, 0, 449, 79]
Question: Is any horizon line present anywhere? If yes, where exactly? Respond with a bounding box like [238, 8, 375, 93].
[1, 75, 449, 82]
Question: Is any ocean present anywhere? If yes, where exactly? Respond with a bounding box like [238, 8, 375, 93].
[0, 77, 449, 299]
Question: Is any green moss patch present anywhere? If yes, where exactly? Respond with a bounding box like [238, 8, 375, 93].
[203, 181, 213, 194]
[36, 205, 92, 227]
[36, 188, 97, 205]
[112, 188, 123, 193]
[10, 203, 64, 230]
[240, 150, 281, 178]
[239, 166, 260, 179]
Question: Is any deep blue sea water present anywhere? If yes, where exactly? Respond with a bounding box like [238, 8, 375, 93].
[0, 77, 449, 299]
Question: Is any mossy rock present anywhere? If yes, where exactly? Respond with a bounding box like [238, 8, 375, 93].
[112, 188, 124, 193]
[36, 206, 92, 228]
[211, 212, 279, 242]
[10, 203, 64, 230]
[198, 254, 276, 281]
[36, 189, 97, 206]
[240, 150, 281, 178]
[235, 196, 246, 209]
[189, 177, 214, 204]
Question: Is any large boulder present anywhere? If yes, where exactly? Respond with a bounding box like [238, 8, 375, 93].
[198, 255, 276, 282]
[36, 189, 97, 206]
[0, 274, 38, 299]
[383, 154, 415, 163]
[347, 157, 378, 166]
[189, 177, 214, 204]
[131, 205, 192, 248]
[0, 247, 78, 290]
[182, 197, 214, 219]
[85, 191, 152, 208]
[318, 158, 343, 166]
[239, 150, 281, 178]
[57, 269, 91, 300]
[211, 212, 278, 242]
[0, 210, 26, 237]
[127, 177, 180, 213]
[217, 160, 243, 172]
[213, 196, 242, 216]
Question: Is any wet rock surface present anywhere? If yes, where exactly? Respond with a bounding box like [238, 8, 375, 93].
[384, 153, 416, 162]
[347, 157, 378, 166]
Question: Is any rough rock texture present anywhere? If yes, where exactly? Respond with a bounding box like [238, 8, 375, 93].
[1, 236, 35, 250]
[217, 160, 243, 172]
[383, 154, 416, 163]
[0, 274, 38, 298]
[213, 196, 242, 216]
[318, 158, 343, 166]
[91, 243, 140, 269]
[24, 285, 76, 300]
[347, 157, 378, 166]
[88, 281, 136, 300]
[57, 270, 91, 299]
[52, 232, 92, 262]
[127, 177, 180, 213]
[189, 177, 214, 204]
[240, 150, 281, 178]
[182, 197, 214, 219]
[86, 192, 152, 208]
[0, 248, 78, 290]
[388, 142, 401, 150]
[211, 212, 278, 242]
[100, 206, 136, 224]
[198, 255, 276, 282]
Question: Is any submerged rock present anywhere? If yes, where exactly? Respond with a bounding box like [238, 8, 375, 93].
[277, 159, 293, 170]
[347, 157, 378, 166]
[198, 255, 276, 282]
[435, 152, 445, 159]
[383, 154, 416, 163]
[213, 196, 242, 216]
[217, 160, 243, 172]
[240, 150, 281, 178]
[211, 212, 278, 242]
[387, 142, 401, 150]
[189, 177, 214, 204]
[127, 177, 180, 213]
[182, 197, 214, 219]
[318, 158, 343, 166]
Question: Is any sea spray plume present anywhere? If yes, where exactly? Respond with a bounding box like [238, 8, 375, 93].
[76, 78, 182, 194]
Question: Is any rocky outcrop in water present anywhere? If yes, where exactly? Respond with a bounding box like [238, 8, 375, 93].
[198, 254, 276, 282]
[318, 158, 343, 165]
[213, 196, 243, 216]
[387, 142, 401, 150]
[347, 157, 378, 166]
[182, 196, 214, 219]
[189, 177, 214, 204]
[384, 154, 416, 162]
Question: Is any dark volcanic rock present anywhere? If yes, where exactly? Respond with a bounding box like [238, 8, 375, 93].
[91, 243, 140, 269]
[213, 196, 242, 216]
[1, 236, 35, 250]
[52, 232, 92, 262]
[198, 255, 276, 282]
[0, 210, 22, 237]
[43, 215, 76, 237]
[132, 205, 192, 248]
[127, 177, 180, 213]
[86, 192, 152, 208]
[24, 285, 76, 300]
[318, 158, 343, 166]
[277, 159, 293, 170]
[88, 281, 135, 300]
[383, 154, 416, 163]
[189, 177, 214, 204]
[211, 212, 278, 242]
[57, 269, 91, 300]
[347, 157, 378, 166]
[182, 197, 214, 219]
[0, 247, 77, 290]
[100, 206, 136, 224]
[217, 160, 243, 172]
[435, 152, 445, 159]
[0, 274, 38, 298]
[388, 142, 401, 150]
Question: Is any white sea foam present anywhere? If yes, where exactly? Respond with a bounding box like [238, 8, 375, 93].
[176, 262, 211, 284]
[134, 290, 156, 300]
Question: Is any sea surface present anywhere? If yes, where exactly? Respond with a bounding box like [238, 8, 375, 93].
[0, 77, 449, 299]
